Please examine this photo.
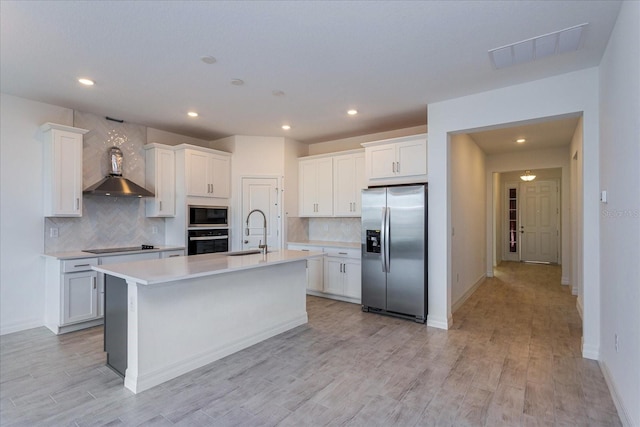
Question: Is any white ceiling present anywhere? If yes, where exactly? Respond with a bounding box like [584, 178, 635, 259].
[0, 1, 621, 144]
[468, 115, 581, 155]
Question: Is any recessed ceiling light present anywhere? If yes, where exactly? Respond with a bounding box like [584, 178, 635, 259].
[347, 109, 358, 115]
[230, 79, 244, 86]
[187, 111, 199, 117]
[281, 125, 291, 130]
[516, 138, 526, 143]
[78, 78, 94, 86]
[272, 90, 285, 97]
[201, 56, 217, 64]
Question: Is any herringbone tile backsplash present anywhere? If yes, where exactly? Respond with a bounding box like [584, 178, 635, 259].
[309, 217, 361, 242]
[44, 111, 165, 252]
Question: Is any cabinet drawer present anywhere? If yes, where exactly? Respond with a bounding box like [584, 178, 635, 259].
[288, 244, 324, 252]
[62, 258, 99, 273]
[324, 247, 361, 259]
[162, 250, 184, 258]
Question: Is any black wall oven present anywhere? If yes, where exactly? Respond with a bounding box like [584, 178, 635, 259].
[188, 205, 228, 228]
[188, 228, 229, 255]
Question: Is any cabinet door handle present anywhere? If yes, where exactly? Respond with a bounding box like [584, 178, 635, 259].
[343, 264, 346, 273]
[392, 162, 395, 173]
[159, 201, 163, 211]
[75, 198, 80, 211]
[74, 263, 91, 268]
[92, 276, 96, 289]
[338, 252, 348, 255]
[396, 162, 400, 173]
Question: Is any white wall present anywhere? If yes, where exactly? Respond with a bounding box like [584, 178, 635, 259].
[427, 68, 600, 358]
[0, 94, 73, 335]
[486, 147, 571, 283]
[146, 127, 210, 147]
[570, 117, 584, 300]
[493, 173, 502, 267]
[450, 134, 486, 309]
[283, 138, 308, 244]
[598, 1, 640, 425]
[211, 135, 296, 251]
[308, 125, 426, 155]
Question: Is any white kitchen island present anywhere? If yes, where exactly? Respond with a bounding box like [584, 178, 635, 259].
[93, 250, 323, 394]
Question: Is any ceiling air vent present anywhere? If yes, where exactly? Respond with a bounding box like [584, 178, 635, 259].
[489, 23, 588, 69]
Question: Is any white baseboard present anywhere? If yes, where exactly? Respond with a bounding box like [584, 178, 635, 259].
[427, 314, 451, 330]
[600, 360, 633, 427]
[561, 276, 570, 285]
[582, 337, 599, 360]
[452, 274, 486, 313]
[572, 285, 578, 295]
[0, 318, 43, 336]
[576, 297, 584, 320]
[127, 314, 308, 394]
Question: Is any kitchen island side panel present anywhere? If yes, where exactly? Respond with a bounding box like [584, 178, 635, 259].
[122, 260, 308, 393]
[104, 275, 127, 377]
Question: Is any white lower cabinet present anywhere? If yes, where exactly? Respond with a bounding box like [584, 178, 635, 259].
[306, 256, 324, 292]
[323, 257, 361, 299]
[63, 271, 98, 324]
[45, 249, 184, 334]
[343, 258, 362, 299]
[288, 244, 361, 303]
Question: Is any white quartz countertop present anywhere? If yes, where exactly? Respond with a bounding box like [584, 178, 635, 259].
[287, 240, 360, 249]
[43, 246, 185, 260]
[93, 249, 323, 285]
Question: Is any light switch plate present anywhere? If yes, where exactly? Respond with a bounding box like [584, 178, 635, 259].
[600, 190, 607, 203]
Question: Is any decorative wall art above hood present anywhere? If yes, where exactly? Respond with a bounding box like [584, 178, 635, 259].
[84, 146, 154, 198]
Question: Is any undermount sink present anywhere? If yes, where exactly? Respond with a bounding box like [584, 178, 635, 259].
[226, 250, 264, 257]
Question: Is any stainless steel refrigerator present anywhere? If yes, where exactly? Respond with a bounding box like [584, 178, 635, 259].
[361, 184, 427, 323]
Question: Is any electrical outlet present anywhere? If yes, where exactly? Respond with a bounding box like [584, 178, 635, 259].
[49, 227, 58, 238]
[615, 334, 619, 352]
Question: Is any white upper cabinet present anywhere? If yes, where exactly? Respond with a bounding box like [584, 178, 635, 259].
[363, 134, 427, 185]
[40, 123, 89, 217]
[144, 144, 176, 217]
[182, 147, 231, 199]
[299, 157, 333, 216]
[333, 152, 365, 216]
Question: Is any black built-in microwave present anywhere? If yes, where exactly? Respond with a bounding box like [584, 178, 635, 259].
[188, 205, 228, 228]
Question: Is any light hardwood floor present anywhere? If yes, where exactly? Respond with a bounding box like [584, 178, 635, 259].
[1, 262, 621, 426]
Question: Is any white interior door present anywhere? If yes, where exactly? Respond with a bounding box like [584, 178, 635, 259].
[241, 177, 280, 251]
[520, 180, 558, 263]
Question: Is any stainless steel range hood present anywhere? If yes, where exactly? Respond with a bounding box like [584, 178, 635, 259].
[83, 146, 154, 198]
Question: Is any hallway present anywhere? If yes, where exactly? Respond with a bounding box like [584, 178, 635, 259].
[1, 263, 621, 426]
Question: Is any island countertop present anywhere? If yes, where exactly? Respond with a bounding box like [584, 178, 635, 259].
[92, 249, 323, 285]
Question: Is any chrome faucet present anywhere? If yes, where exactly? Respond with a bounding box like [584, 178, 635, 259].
[246, 209, 268, 255]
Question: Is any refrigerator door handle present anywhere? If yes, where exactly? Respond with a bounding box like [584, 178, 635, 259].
[384, 207, 391, 272]
[380, 207, 387, 273]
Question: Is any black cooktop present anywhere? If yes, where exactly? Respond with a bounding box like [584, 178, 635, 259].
[83, 245, 155, 254]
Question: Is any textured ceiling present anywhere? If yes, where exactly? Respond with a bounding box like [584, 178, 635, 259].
[0, 1, 622, 143]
